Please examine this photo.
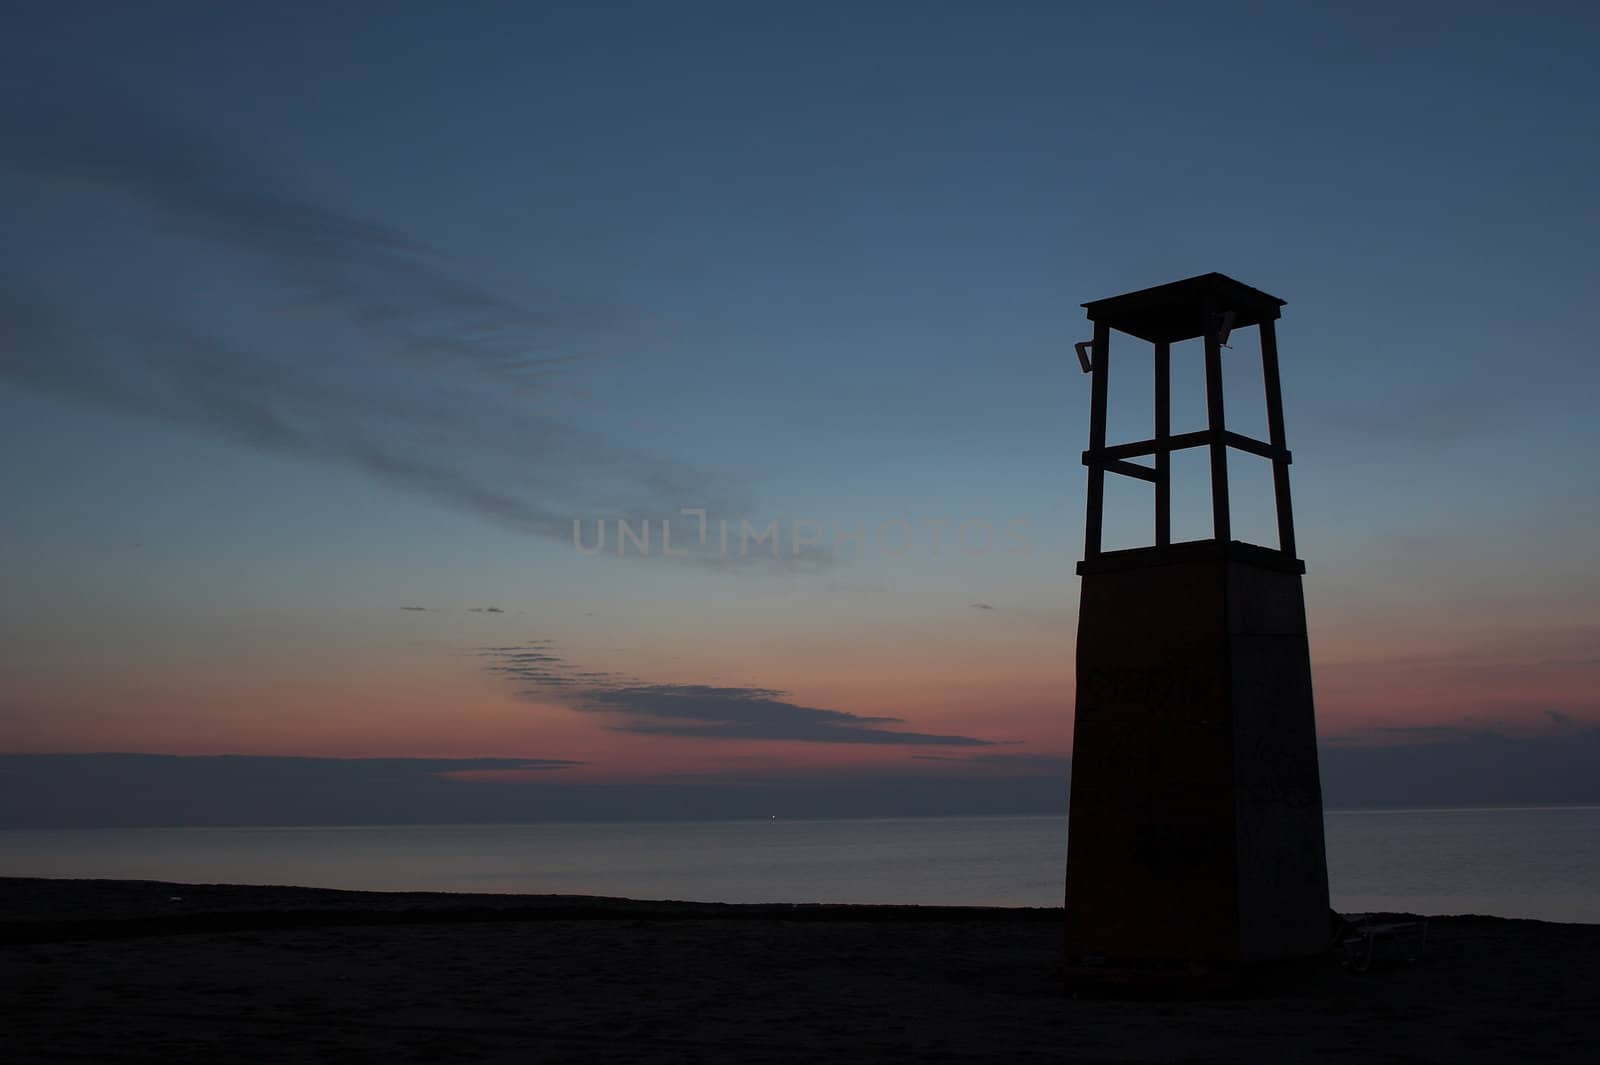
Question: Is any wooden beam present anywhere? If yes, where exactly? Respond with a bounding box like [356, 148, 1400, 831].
[1154, 341, 1170, 547]
[1086, 429, 1285, 465]
[1259, 318, 1298, 557]
[1221, 431, 1291, 463]
[1203, 313, 1230, 543]
[1083, 320, 1110, 559]
[1090, 429, 1212, 462]
[1098, 457, 1158, 482]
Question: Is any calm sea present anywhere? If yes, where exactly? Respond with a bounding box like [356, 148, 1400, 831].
[2, 807, 1597, 923]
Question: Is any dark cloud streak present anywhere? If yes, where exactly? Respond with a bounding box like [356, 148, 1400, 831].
[483, 643, 994, 747]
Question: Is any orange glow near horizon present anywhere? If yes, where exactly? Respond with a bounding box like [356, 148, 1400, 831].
[5, 604, 1594, 774]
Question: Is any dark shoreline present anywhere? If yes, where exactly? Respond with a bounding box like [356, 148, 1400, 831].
[7, 877, 1598, 1064]
[0, 876, 1060, 945]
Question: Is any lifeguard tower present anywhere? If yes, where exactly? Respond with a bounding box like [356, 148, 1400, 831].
[1063, 273, 1330, 969]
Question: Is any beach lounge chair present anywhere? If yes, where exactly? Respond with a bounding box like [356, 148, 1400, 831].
[1337, 913, 1430, 972]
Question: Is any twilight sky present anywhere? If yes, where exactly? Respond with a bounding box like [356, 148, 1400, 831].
[3, 2, 1598, 821]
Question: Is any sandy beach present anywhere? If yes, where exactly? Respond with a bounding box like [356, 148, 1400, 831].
[3, 877, 1596, 1064]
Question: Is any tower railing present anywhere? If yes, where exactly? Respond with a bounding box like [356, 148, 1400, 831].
[1078, 273, 1299, 571]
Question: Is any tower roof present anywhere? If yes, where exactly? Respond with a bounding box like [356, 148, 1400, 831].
[1081, 272, 1285, 345]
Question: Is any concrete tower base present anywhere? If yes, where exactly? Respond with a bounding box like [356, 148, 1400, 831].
[1063, 541, 1330, 967]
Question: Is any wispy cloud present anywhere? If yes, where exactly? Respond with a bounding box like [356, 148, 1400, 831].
[0, 753, 584, 829]
[1304, 375, 1537, 448]
[2, 68, 610, 386]
[1546, 708, 1580, 731]
[482, 643, 993, 747]
[1321, 723, 1479, 747]
[0, 752, 1065, 827]
[1317, 722, 1600, 808]
[1322, 712, 1597, 748]
[911, 752, 1068, 772]
[589, 684, 991, 745]
[0, 67, 741, 548]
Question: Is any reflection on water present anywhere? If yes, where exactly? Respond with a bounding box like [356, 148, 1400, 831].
[1, 807, 1596, 922]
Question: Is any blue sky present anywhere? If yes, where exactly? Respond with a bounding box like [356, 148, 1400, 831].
[2, 2, 1598, 813]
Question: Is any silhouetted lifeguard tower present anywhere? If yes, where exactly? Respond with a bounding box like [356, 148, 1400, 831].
[1063, 273, 1330, 971]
